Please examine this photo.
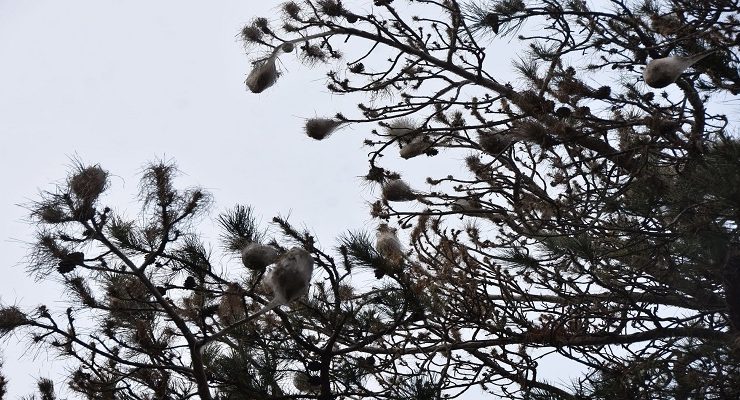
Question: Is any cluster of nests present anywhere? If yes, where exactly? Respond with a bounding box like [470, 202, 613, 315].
[241, 222, 403, 276]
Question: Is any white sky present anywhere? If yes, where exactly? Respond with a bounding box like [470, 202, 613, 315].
[0, 1, 584, 398]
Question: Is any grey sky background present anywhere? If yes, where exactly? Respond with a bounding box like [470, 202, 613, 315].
[0, 1, 584, 397]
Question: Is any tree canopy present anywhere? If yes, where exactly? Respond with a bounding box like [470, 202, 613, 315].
[2, 0, 740, 399]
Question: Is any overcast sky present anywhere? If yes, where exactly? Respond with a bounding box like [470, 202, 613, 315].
[0, 1, 585, 397]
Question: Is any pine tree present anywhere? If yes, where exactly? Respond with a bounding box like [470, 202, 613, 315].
[2, 0, 740, 399]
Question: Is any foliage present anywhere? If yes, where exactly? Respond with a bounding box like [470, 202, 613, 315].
[3, 0, 740, 399]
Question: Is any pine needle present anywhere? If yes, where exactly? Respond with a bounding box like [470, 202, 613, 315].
[217, 205, 264, 252]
